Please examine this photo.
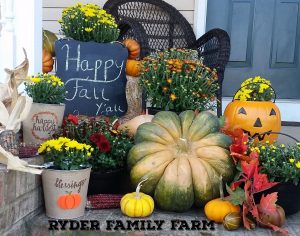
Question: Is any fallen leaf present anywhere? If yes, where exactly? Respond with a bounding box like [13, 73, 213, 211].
[242, 204, 251, 230]
[241, 159, 259, 179]
[226, 185, 245, 205]
[258, 193, 278, 215]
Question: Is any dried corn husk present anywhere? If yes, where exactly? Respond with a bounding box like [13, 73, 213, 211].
[0, 145, 42, 175]
[0, 48, 30, 113]
[0, 96, 32, 133]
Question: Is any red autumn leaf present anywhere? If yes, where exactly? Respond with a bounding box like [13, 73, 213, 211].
[241, 159, 259, 179]
[67, 114, 79, 125]
[230, 179, 245, 190]
[250, 205, 259, 220]
[230, 143, 248, 154]
[259, 193, 278, 215]
[249, 150, 259, 159]
[244, 180, 252, 205]
[231, 152, 253, 163]
[253, 170, 279, 193]
[242, 204, 251, 230]
[266, 223, 289, 235]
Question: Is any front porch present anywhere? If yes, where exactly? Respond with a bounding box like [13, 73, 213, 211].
[0, 126, 299, 236]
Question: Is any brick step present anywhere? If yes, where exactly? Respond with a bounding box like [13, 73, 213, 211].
[0, 156, 44, 236]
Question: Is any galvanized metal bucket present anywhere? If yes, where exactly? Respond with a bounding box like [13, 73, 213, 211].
[42, 167, 91, 219]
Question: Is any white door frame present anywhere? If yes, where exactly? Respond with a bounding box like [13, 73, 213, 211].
[194, 0, 207, 38]
[0, 0, 42, 83]
[193, 0, 300, 122]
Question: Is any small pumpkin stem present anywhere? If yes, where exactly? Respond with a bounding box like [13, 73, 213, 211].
[135, 178, 148, 198]
[219, 176, 224, 200]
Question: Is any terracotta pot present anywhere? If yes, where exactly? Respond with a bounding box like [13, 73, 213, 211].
[22, 102, 65, 144]
[42, 167, 91, 219]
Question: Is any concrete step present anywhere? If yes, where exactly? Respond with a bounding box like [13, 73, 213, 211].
[28, 208, 300, 236]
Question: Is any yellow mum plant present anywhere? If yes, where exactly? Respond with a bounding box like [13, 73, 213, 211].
[25, 74, 66, 104]
[253, 142, 300, 185]
[59, 3, 119, 43]
[38, 137, 93, 170]
[234, 76, 274, 101]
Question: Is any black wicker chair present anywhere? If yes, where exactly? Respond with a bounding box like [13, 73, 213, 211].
[104, 0, 230, 116]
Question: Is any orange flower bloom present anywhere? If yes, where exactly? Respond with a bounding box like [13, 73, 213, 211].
[167, 79, 172, 84]
[170, 93, 177, 101]
[162, 86, 168, 93]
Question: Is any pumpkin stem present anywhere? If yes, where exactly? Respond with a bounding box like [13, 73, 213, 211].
[135, 178, 148, 199]
[219, 176, 224, 200]
[177, 138, 189, 153]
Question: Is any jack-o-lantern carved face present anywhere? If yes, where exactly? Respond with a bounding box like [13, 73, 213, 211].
[224, 101, 281, 143]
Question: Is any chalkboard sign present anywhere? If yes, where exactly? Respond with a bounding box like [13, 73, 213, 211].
[55, 39, 128, 117]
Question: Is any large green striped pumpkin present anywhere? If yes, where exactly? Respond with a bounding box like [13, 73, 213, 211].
[128, 110, 235, 212]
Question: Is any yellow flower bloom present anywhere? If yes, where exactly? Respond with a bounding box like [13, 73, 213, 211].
[30, 77, 41, 83]
[261, 146, 266, 150]
[87, 152, 91, 157]
[296, 161, 300, 168]
[289, 159, 295, 163]
[84, 27, 93, 32]
[259, 83, 269, 93]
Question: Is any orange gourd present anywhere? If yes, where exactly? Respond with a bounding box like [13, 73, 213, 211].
[224, 100, 281, 143]
[126, 59, 141, 77]
[123, 39, 140, 59]
[42, 49, 54, 73]
[57, 192, 81, 209]
[204, 177, 240, 223]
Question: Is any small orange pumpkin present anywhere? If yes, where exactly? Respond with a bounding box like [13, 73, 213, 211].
[204, 177, 240, 223]
[224, 100, 281, 143]
[126, 59, 141, 77]
[42, 49, 54, 73]
[123, 39, 140, 59]
[57, 192, 81, 209]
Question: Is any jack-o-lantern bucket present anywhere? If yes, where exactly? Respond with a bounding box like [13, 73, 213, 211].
[224, 83, 281, 143]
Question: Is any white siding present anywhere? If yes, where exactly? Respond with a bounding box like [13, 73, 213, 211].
[42, 0, 195, 35]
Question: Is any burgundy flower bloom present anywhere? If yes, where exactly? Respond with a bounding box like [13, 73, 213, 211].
[90, 133, 111, 153]
[97, 139, 111, 153]
[90, 133, 103, 143]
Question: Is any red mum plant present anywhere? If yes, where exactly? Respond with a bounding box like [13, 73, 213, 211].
[225, 128, 288, 234]
[53, 115, 133, 171]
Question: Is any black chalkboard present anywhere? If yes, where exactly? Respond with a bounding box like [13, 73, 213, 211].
[55, 39, 128, 117]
